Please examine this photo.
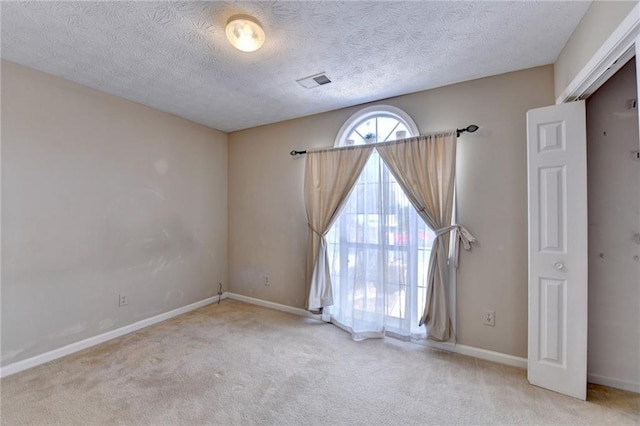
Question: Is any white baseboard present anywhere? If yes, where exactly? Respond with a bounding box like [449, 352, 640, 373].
[225, 292, 321, 320]
[424, 341, 527, 369]
[1, 294, 226, 378]
[2, 291, 527, 378]
[7, 291, 635, 393]
[227, 292, 527, 369]
[588, 373, 640, 394]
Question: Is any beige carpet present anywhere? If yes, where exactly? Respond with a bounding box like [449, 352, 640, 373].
[1, 299, 638, 425]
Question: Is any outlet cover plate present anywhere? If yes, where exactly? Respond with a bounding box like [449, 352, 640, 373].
[483, 310, 495, 326]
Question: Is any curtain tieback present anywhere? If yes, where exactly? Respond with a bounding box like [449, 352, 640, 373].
[308, 223, 323, 237]
[432, 224, 477, 268]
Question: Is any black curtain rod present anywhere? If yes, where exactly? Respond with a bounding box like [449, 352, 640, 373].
[290, 124, 479, 156]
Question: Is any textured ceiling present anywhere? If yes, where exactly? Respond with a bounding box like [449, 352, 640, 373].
[1, 1, 591, 132]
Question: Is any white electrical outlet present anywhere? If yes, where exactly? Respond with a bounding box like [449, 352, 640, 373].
[263, 276, 270, 286]
[483, 310, 495, 326]
[119, 294, 128, 307]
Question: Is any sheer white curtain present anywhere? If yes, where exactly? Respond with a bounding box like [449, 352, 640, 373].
[325, 150, 436, 340]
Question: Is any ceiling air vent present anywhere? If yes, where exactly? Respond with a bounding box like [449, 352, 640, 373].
[296, 72, 332, 89]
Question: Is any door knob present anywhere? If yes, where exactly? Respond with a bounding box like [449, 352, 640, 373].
[554, 261, 564, 270]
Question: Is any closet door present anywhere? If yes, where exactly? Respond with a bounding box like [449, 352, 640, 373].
[526, 101, 588, 400]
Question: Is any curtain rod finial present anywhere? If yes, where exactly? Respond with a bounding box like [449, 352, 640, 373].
[457, 124, 479, 137]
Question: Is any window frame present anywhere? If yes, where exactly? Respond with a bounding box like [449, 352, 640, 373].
[331, 105, 458, 339]
[331, 105, 427, 333]
[334, 105, 420, 147]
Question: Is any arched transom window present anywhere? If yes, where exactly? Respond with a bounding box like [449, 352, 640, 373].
[334, 105, 420, 147]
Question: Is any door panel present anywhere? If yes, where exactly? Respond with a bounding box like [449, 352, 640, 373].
[539, 277, 566, 366]
[527, 101, 587, 400]
[538, 166, 566, 252]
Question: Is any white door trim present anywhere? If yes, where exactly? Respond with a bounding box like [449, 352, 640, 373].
[636, 34, 640, 150]
[556, 2, 640, 104]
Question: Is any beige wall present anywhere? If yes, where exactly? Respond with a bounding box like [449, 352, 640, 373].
[554, 0, 637, 99]
[228, 65, 555, 358]
[1, 60, 228, 366]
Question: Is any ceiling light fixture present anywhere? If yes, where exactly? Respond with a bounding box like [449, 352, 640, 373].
[225, 15, 265, 53]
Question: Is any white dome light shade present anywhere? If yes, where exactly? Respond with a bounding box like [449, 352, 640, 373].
[225, 15, 265, 52]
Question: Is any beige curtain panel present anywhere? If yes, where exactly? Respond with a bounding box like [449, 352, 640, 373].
[377, 133, 476, 342]
[304, 146, 375, 311]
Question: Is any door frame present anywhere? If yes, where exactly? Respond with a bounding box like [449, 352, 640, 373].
[556, 3, 640, 106]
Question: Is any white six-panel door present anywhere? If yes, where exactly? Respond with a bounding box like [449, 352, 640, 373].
[527, 101, 588, 400]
